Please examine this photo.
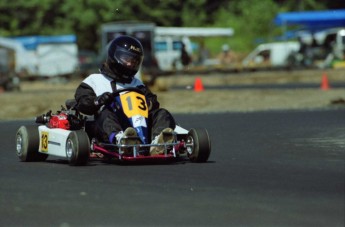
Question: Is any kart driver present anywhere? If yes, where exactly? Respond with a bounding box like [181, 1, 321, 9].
[74, 35, 176, 155]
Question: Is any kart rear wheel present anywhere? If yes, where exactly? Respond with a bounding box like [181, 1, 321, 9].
[16, 125, 48, 162]
[187, 128, 211, 163]
[66, 130, 90, 166]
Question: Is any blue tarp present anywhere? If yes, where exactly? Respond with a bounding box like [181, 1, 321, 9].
[274, 9, 345, 31]
[11, 34, 77, 50]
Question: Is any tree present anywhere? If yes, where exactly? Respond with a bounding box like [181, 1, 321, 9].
[208, 0, 279, 53]
[0, 0, 344, 53]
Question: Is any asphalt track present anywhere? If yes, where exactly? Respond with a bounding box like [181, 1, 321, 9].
[1, 110, 344, 227]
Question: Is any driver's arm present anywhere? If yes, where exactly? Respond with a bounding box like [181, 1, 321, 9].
[74, 82, 99, 115]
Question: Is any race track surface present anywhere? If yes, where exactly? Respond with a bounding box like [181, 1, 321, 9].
[1, 110, 344, 227]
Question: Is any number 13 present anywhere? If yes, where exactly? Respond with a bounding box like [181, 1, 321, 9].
[126, 96, 147, 111]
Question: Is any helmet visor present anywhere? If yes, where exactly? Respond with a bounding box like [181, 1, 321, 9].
[114, 47, 143, 71]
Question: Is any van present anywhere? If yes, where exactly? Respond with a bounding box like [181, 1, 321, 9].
[100, 22, 233, 73]
[0, 35, 79, 78]
[314, 28, 345, 68]
[242, 42, 300, 69]
[154, 36, 193, 71]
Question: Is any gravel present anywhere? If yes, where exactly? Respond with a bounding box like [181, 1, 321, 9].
[1, 69, 344, 120]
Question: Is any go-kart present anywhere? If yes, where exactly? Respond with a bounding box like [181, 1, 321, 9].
[15, 87, 211, 165]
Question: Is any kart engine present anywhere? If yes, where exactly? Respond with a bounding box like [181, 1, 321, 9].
[36, 107, 84, 130]
[48, 113, 70, 129]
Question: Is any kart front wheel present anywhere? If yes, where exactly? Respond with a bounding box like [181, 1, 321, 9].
[16, 125, 48, 162]
[66, 130, 90, 166]
[187, 128, 211, 163]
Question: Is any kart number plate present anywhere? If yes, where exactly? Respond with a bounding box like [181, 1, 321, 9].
[40, 131, 49, 152]
[120, 92, 148, 118]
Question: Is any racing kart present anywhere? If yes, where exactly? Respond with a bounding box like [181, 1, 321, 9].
[15, 87, 211, 165]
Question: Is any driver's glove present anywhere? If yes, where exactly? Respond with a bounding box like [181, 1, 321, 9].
[94, 92, 113, 107]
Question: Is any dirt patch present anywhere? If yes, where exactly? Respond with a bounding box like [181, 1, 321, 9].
[1, 69, 345, 120]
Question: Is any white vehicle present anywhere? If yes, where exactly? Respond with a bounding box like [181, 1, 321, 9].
[313, 28, 345, 67]
[154, 27, 233, 71]
[154, 36, 193, 71]
[0, 35, 78, 77]
[100, 22, 234, 72]
[242, 41, 300, 68]
[0, 37, 36, 75]
[35, 43, 78, 77]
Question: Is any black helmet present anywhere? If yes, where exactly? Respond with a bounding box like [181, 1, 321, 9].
[106, 35, 144, 83]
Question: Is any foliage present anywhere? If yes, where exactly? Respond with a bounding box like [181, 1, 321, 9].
[0, 0, 343, 53]
[210, 0, 280, 53]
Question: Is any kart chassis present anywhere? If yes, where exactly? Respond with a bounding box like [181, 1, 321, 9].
[15, 88, 211, 165]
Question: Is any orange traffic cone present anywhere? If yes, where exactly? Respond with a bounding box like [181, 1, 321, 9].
[321, 73, 330, 90]
[194, 77, 204, 92]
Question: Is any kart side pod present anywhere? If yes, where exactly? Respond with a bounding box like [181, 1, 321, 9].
[15, 125, 90, 166]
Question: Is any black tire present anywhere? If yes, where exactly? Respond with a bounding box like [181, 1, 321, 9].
[65, 130, 90, 166]
[187, 128, 211, 163]
[15, 125, 48, 162]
